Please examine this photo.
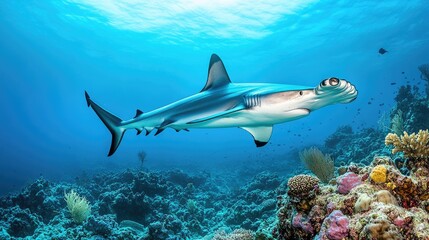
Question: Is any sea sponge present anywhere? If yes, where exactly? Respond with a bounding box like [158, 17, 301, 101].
[385, 130, 429, 159]
[355, 193, 372, 213]
[287, 174, 319, 196]
[370, 165, 387, 183]
[375, 190, 398, 206]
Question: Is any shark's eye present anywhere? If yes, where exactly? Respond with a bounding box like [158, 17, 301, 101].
[299, 91, 303, 96]
[329, 77, 339, 86]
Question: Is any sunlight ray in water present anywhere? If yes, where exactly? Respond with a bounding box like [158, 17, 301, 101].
[67, 0, 317, 39]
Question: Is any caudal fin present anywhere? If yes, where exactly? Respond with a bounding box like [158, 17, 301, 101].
[85, 91, 126, 156]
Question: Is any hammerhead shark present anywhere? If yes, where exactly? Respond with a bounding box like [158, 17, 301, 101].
[85, 54, 357, 156]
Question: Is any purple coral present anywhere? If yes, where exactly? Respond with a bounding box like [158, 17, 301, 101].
[292, 213, 314, 234]
[318, 210, 349, 240]
[337, 172, 362, 194]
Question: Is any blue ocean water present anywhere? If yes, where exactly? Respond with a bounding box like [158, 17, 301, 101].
[0, 0, 428, 197]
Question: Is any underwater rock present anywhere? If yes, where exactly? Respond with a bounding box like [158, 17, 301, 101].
[0, 169, 280, 239]
[165, 170, 208, 188]
[84, 214, 118, 237]
[0, 206, 41, 238]
[9, 177, 60, 223]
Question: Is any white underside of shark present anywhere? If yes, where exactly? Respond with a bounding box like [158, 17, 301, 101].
[85, 54, 358, 156]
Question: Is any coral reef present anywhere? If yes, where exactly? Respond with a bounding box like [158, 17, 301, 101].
[418, 63, 429, 97]
[0, 170, 282, 239]
[391, 85, 429, 134]
[274, 154, 429, 239]
[324, 126, 386, 166]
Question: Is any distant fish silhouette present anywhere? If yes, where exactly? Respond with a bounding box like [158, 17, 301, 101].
[378, 48, 388, 55]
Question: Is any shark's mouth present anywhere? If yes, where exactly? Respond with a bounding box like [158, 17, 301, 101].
[315, 77, 358, 104]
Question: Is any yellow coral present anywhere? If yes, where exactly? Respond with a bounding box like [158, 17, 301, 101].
[385, 130, 429, 159]
[370, 165, 387, 183]
[386, 182, 396, 190]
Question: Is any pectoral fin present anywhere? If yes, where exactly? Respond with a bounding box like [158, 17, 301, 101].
[241, 126, 273, 147]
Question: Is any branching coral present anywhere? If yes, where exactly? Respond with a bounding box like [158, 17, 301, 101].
[385, 130, 429, 159]
[299, 147, 334, 183]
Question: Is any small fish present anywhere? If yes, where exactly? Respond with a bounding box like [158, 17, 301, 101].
[368, 102, 372, 104]
[378, 48, 388, 54]
[379, 103, 384, 106]
[390, 82, 396, 85]
[401, 72, 405, 74]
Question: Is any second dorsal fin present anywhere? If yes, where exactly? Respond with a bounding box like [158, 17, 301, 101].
[134, 109, 144, 118]
[200, 54, 231, 92]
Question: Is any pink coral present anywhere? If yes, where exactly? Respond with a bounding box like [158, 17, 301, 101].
[319, 210, 349, 240]
[292, 213, 314, 234]
[393, 217, 405, 227]
[337, 172, 362, 194]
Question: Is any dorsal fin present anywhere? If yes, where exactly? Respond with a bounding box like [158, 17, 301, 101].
[200, 54, 231, 92]
[134, 109, 144, 118]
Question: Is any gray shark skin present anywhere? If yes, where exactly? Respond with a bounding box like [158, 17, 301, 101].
[85, 54, 358, 156]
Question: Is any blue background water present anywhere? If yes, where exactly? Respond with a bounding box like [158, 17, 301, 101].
[0, 0, 428, 195]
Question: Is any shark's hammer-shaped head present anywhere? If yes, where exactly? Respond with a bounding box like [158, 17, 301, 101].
[262, 77, 357, 115]
[313, 77, 358, 106]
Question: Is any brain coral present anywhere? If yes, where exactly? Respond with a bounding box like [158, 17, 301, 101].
[385, 130, 429, 159]
[287, 174, 319, 196]
[370, 165, 387, 184]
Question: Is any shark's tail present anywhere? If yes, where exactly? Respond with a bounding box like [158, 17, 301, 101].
[85, 91, 126, 156]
